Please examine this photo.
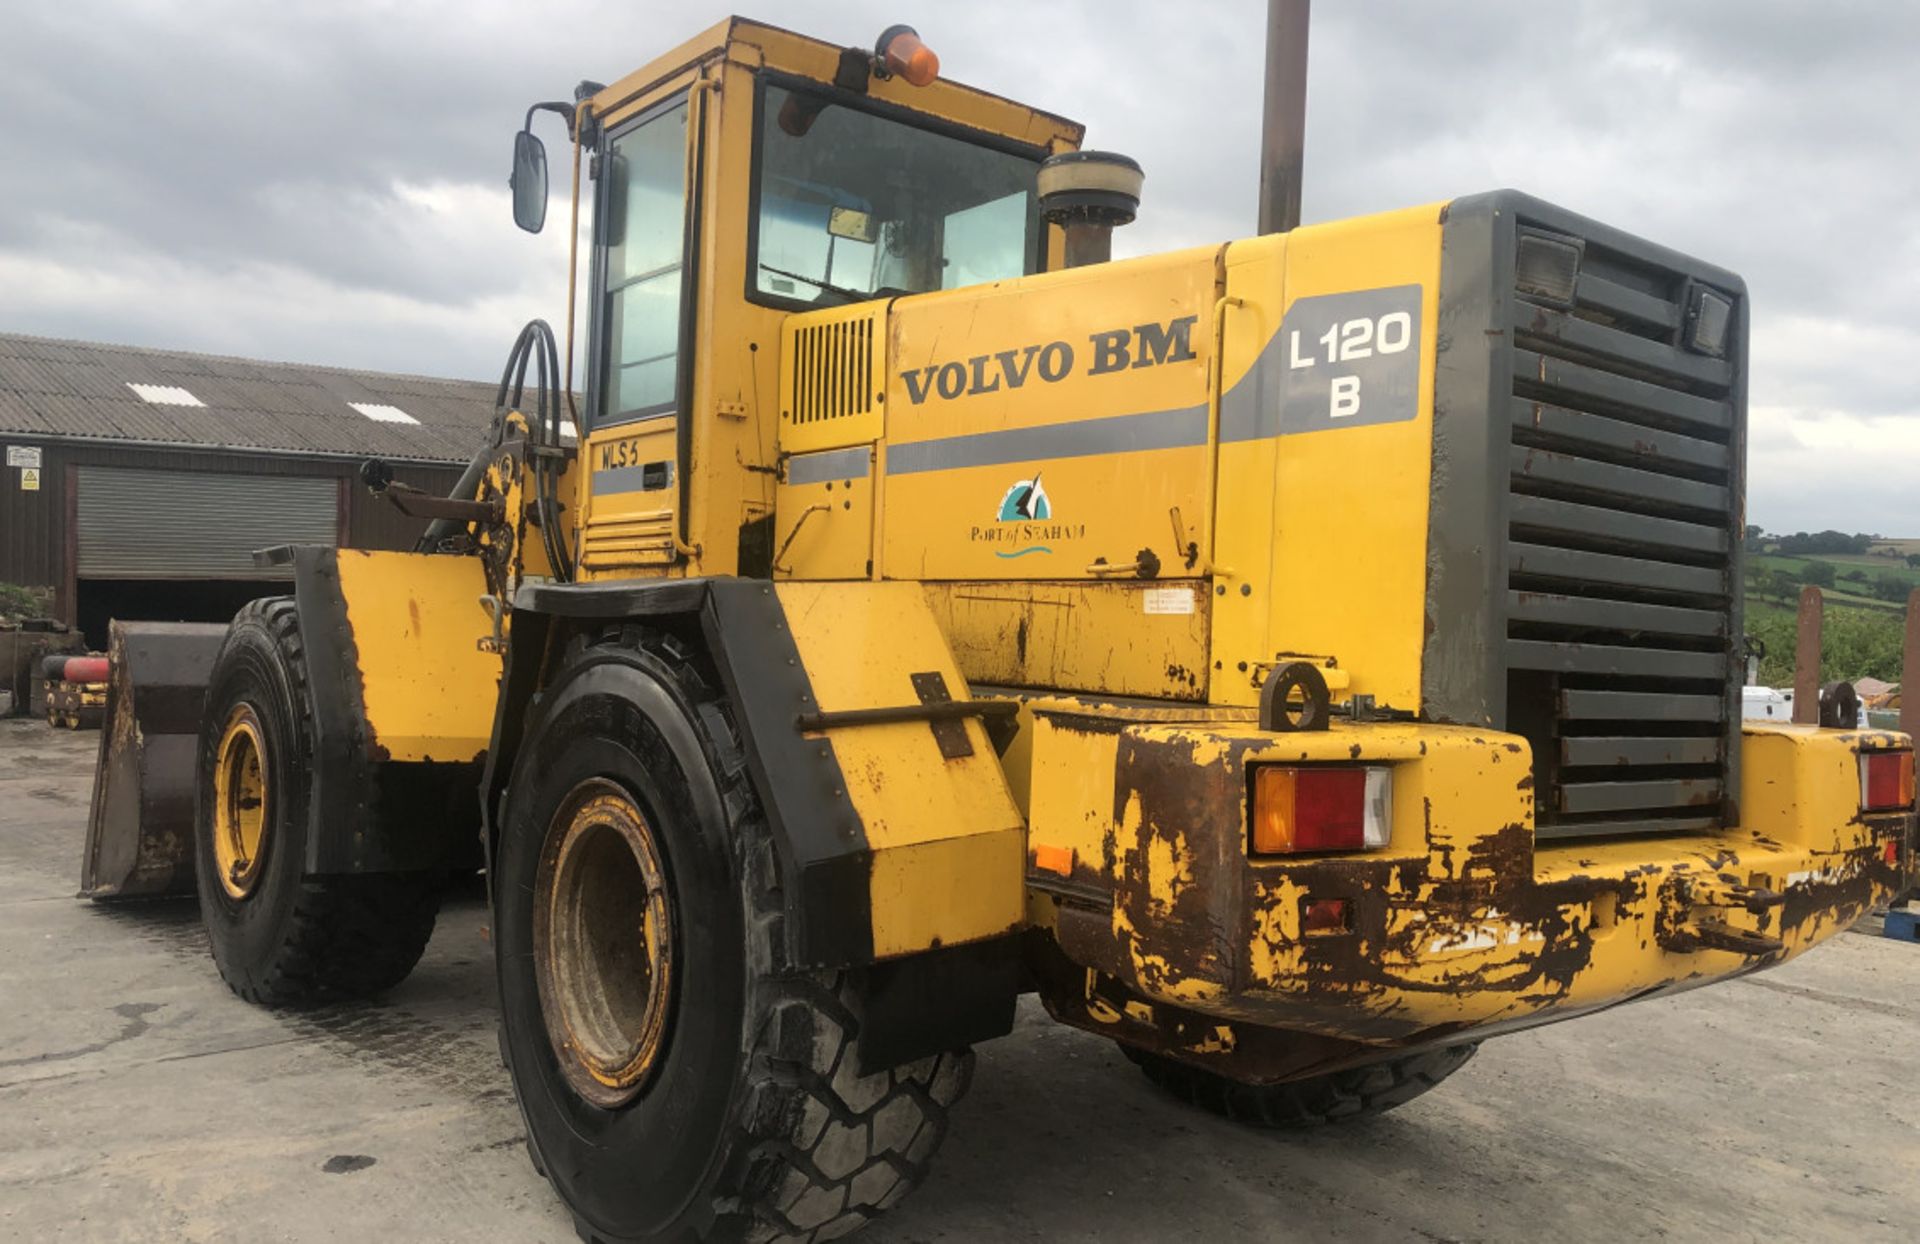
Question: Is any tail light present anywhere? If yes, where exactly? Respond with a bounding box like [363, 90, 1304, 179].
[1860, 750, 1915, 812]
[1251, 766, 1392, 855]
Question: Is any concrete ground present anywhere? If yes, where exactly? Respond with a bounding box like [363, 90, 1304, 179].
[2, 717, 1916, 1243]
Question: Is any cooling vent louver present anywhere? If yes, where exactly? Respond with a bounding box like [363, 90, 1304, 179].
[1501, 227, 1744, 842]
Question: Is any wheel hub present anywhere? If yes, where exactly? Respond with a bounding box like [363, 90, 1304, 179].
[533, 778, 676, 1108]
[212, 705, 269, 899]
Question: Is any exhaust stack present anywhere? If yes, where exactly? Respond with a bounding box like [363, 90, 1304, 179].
[1038, 151, 1143, 268]
[1258, 0, 1310, 234]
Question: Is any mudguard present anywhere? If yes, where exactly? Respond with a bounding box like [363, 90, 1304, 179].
[282, 546, 494, 875]
[501, 577, 1028, 969]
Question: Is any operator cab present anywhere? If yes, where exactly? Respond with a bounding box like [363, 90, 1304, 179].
[504, 18, 1087, 577]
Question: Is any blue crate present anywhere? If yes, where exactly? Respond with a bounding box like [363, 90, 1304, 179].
[1885, 910, 1920, 943]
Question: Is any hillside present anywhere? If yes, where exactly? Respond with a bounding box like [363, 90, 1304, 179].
[1742, 533, 1913, 685]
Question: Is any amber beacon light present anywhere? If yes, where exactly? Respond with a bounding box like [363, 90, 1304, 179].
[876, 24, 940, 86]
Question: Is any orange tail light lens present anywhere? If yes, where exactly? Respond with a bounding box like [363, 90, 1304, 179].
[1252, 766, 1392, 855]
[1860, 750, 1916, 812]
[881, 29, 940, 87]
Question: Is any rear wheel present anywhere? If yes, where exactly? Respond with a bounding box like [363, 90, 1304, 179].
[496, 628, 970, 1243]
[193, 597, 440, 1006]
[1125, 1042, 1477, 1127]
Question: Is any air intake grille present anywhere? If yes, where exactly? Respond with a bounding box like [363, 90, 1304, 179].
[1503, 229, 1743, 842]
[790, 318, 874, 426]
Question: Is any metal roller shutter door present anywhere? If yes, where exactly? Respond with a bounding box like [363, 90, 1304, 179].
[76, 466, 338, 579]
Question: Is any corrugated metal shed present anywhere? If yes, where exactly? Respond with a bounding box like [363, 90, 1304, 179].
[0, 332, 508, 462]
[0, 333, 533, 638]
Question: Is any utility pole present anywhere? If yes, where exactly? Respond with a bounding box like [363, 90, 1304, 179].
[1258, 0, 1311, 234]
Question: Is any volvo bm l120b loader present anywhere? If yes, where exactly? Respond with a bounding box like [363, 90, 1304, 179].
[81, 14, 1916, 1242]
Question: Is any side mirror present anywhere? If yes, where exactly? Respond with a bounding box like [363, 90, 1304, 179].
[511, 130, 549, 234]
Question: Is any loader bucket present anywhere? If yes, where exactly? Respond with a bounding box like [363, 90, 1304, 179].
[80, 621, 230, 900]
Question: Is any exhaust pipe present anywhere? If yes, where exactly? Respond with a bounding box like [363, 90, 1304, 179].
[1258, 0, 1311, 234]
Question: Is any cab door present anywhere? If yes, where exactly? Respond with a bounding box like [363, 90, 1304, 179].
[579, 93, 694, 574]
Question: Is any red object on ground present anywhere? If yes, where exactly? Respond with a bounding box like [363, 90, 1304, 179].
[62, 656, 110, 684]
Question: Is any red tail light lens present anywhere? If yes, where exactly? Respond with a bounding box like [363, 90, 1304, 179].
[1252, 767, 1392, 855]
[1860, 750, 1915, 812]
[1301, 897, 1350, 935]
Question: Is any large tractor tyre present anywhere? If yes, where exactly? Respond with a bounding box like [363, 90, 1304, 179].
[495, 627, 971, 1244]
[1124, 1042, 1478, 1128]
[193, 596, 440, 1006]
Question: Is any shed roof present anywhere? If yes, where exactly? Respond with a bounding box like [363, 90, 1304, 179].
[0, 333, 526, 464]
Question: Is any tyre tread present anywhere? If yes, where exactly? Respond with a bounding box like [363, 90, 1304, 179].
[528, 626, 970, 1243]
[1125, 1041, 1476, 1129]
[207, 597, 440, 1008]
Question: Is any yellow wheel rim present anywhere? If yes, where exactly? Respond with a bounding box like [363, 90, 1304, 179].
[212, 705, 270, 900]
[532, 778, 675, 1108]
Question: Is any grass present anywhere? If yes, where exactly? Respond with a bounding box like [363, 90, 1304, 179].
[1742, 539, 1915, 682]
[1742, 593, 1909, 686]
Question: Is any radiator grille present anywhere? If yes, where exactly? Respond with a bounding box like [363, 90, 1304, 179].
[1502, 229, 1743, 842]
[789, 318, 874, 426]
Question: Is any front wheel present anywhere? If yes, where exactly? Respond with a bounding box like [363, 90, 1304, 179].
[1125, 1042, 1478, 1128]
[494, 628, 970, 1243]
[193, 597, 440, 1006]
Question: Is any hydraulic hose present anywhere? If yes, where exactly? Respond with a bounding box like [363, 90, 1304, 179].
[496, 320, 574, 583]
[417, 319, 575, 584]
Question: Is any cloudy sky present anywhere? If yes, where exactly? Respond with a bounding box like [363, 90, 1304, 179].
[5, 1, 1914, 533]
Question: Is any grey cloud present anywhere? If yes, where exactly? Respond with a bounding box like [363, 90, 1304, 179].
[3, 1, 1914, 532]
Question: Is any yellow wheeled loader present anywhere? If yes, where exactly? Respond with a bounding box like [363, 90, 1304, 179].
[82, 14, 1915, 1242]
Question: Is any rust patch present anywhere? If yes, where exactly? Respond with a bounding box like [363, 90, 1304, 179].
[1096, 729, 1648, 1042]
[1027, 934, 1387, 1085]
[1107, 729, 1249, 996]
[1031, 717, 1914, 1065]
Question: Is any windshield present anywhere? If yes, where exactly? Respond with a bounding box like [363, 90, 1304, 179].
[753, 83, 1042, 305]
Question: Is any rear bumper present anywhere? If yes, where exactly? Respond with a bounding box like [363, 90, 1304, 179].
[1023, 707, 1913, 1071]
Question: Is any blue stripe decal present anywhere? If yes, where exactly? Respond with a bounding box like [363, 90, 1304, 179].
[887, 404, 1209, 475]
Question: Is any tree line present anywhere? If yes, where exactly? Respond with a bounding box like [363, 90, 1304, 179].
[1749, 561, 1914, 604]
[1746, 524, 1920, 566]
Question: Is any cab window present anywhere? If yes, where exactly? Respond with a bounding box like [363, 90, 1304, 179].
[751, 82, 1041, 306]
[598, 99, 689, 424]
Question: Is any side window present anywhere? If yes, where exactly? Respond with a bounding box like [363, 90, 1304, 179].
[600, 99, 689, 424]
[941, 190, 1030, 289]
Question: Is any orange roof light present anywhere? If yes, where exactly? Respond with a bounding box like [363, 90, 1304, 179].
[878, 25, 939, 87]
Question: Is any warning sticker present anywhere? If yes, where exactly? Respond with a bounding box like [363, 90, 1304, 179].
[18, 467, 39, 491]
[1142, 587, 1195, 616]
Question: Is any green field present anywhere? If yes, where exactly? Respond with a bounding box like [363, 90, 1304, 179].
[1742, 595, 1907, 686]
[1741, 537, 1912, 683]
[1746, 548, 1919, 614]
